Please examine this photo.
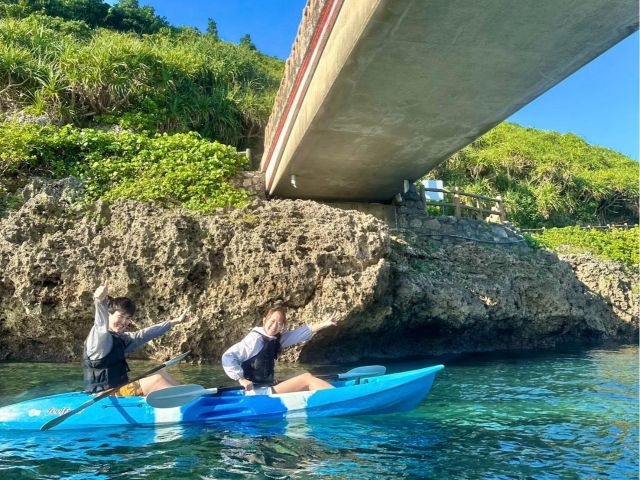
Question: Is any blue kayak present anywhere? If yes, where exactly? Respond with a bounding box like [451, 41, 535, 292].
[0, 365, 444, 430]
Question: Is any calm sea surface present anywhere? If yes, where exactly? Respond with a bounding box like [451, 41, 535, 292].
[0, 345, 637, 479]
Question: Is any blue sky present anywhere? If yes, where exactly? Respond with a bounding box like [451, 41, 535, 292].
[139, 0, 638, 160]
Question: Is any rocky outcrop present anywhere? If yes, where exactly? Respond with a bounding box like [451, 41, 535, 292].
[303, 233, 638, 361]
[0, 179, 636, 363]
[0, 178, 388, 362]
[558, 254, 639, 324]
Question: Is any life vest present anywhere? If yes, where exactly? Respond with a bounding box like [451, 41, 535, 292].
[241, 331, 281, 385]
[82, 332, 130, 393]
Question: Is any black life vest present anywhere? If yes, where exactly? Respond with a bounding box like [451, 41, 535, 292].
[82, 332, 130, 393]
[241, 331, 281, 386]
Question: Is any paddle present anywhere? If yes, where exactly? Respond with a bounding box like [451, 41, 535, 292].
[146, 365, 387, 409]
[40, 351, 191, 431]
[319, 365, 386, 380]
[146, 384, 245, 408]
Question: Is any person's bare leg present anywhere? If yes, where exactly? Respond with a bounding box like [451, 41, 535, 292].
[272, 372, 334, 394]
[139, 369, 178, 395]
[156, 369, 178, 386]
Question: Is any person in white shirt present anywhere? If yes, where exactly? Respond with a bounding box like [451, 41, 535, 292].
[222, 307, 339, 394]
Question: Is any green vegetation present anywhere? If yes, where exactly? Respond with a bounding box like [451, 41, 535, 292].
[0, 9, 283, 147]
[526, 226, 639, 268]
[206, 18, 219, 41]
[0, 121, 249, 213]
[1, 0, 169, 35]
[239, 34, 257, 51]
[0, 2, 282, 214]
[1, 1, 636, 240]
[426, 123, 638, 228]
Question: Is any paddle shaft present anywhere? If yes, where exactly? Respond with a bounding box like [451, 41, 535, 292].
[146, 384, 246, 408]
[316, 365, 386, 380]
[315, 372, 341, 379]
[40, 352, 190, 431]
[146, 366, 385, 409]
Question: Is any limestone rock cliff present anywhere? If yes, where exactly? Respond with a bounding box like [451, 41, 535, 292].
[0, 179, 636, 363]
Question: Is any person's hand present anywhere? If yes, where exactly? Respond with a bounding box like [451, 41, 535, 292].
[326, 311, 339, 326]
[93, 280, 109, 302]
[310, 312, 341, 333]
[239, 378, 253, 391]
[170, 312, 191, 327]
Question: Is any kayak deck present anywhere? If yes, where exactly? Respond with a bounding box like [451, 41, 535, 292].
[0, 365, 444, 430]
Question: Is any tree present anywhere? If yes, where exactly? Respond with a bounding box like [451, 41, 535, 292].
[105, 0, 169, 34]
[0, 0, 36, 18]
[239, 33, 256, 51]
[206, 17, 219, 40]
[57, 0, 110, 27]
[0, 0, 109, 26]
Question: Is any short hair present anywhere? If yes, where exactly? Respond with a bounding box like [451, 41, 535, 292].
[107, 296, 136, 317]
[262, 306, 286, 322]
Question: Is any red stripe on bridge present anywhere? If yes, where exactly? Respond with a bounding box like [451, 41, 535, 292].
[262, 0, 345, 193]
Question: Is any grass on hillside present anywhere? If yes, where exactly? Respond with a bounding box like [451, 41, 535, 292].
[425, 123, 638, 229]
[0, 13, 283, 148]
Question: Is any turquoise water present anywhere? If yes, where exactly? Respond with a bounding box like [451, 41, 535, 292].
[0, 346, 637, 479]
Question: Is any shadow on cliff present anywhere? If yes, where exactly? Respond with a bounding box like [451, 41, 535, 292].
[299, 235, 638, 364]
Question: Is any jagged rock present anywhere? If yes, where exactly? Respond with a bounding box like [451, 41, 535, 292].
[559, 253, 639, 324]
[0, 179, 389, 362]
[0, 179, 636, 363]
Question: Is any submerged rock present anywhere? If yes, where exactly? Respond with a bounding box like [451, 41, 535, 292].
[0, 179, 636, 363]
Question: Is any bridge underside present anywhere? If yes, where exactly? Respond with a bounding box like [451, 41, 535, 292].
[262, 0, 638, 202]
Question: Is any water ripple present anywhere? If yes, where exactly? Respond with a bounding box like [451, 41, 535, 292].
[0, 345, 637, 479]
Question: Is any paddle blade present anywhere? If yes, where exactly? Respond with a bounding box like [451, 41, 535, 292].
[40, 410, 73, 431]
[337, 365, 386, 380]
[146, 384, 210, 408]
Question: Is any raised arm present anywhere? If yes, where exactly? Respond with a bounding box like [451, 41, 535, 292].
[123, 312, 191, 354]
[85, 282, 113, 360]
[279, 325, 313, 349]
[280, 312, 340, 349]
[309, 312, 340, 334]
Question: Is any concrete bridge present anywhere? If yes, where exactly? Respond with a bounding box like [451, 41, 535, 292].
[260, 0, 638, 202]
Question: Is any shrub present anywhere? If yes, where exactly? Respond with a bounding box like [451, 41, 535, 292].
[526, 226, 639, 268]
[0, 0, 167, 35]
[0, 121, 249, 213]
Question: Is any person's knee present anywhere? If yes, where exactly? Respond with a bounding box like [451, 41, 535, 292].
[141, 378, 173, 395]
[138, 376, 155, 395]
